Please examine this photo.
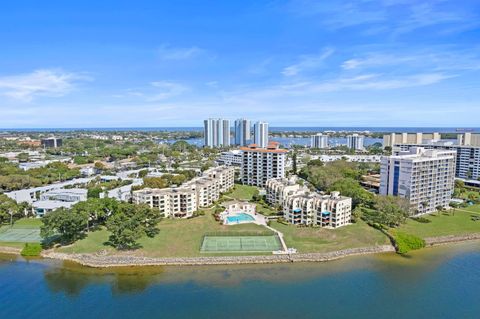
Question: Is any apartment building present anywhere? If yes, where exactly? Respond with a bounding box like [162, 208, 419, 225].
[234, 118, 251, 146]
[265, 177, 302, 207]
[265, 177, 352, 228]
[133, 166, 234, 218]
[40, 188, 88, 202]
[253, 121, 269, 148]
[240, 142, 287, 187]
[216, 150, 243, 167]
[204, 118, 230, 147]
[380, 147, 456, 215]
[393, 143, 480, 182]
[311, 133, 329, 149]
[346, 134, 365, 150]
[383, 132, 441, 148]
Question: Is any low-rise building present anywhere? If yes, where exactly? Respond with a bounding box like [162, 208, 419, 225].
[217, 150, 243, 166]
[40, 188, 88, 202]
[265, 177, 352, 228]
[133, 166, 234, 218]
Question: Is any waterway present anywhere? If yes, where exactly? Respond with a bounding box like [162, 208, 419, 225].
[1, 242, 479, 318]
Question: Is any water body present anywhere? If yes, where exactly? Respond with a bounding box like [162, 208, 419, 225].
[165, 137, 383, 148]
[1, 242, 479, 319]
[2, 127, 479, 133]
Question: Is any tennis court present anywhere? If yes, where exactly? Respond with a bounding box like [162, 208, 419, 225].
[0, 227, 42, 243]
[200, 235, 282, 253]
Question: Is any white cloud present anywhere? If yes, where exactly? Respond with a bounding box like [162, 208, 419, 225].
[282, 48, 334, 76]
[0, 69, 90, 102]
[158, 44, 207, 60]
[125, 81, 189, 101]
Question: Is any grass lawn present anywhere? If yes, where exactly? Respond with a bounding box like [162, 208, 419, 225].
[270, 220, 390, 253]
[223, 184, 278, 216]
[397, 206, 480, 239]
[59, 210, 271, 257]
[0, 242, 25, 249]
[224, 184, 258, 201]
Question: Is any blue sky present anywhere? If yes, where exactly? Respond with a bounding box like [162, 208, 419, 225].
[0, 0, 479, 128]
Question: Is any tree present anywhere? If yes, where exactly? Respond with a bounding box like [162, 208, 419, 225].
[105, 203, 160, 249]
[328, 178, 374, 208]
[0, 194, 27, 225]
[41, 208, 88, 244]
[292, 152, 297, 174]
[371, 195, 410, 227]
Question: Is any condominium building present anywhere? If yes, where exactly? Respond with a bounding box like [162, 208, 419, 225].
[383, 132, 480, 148]
[386, 131, 480, 183]
[265, 177, 352, 228]
[346, 134, 364, 150]
[216, 150, 243, 167]
[133, 166, 234, 218]
[240, 142, 287, 187]
[234, 118, 251, 146]
[204, 118, 230, 147]
[253, 121, 269, 148]
[311, 133, 328, 149]
[394, 143, 480, 183]
[380, 147, 456, 215]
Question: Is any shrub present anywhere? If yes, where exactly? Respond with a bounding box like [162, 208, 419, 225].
[391, 231, 425, 254]
[21, 243, 42, 256]
[411, 216, 431, 223]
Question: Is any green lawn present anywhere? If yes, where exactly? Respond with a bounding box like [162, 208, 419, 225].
[397, 206, 480, 239]
[223, 184, 278, 216]
[224, 184, 258, 201]
[10, 218, 43, 229]
[270, 220, 390, 253]
[59, 210, 270, 257]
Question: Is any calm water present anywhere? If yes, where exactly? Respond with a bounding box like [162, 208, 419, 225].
[1, 242, 479, 319]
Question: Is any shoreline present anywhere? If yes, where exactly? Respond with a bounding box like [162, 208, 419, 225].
[41, 245, 396, 267]
[2, 233, 480, 267]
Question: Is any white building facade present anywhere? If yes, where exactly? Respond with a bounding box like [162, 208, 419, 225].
[311, 133, 329, 149]
[253, 121, 269, 148]
[133, 166, 234, 218]
[240, 142, 286, 187]
[234, 118, 251, 146]
[204, 118, 231, 148]
[380, 148, 456, 215]
[346, 134, 365, 150]
[265, 177, 352, 228]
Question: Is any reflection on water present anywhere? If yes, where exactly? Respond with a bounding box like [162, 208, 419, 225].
[1, 242, 479, 319]
[2, 241, 478, 295]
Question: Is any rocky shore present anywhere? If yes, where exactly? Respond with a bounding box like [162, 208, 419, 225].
[41, 245, 395, 268]
[424, 233, 480, 246]
[0, 246, 21, 255]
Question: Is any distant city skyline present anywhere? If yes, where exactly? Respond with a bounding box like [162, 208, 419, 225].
[1, 1, 479, 128]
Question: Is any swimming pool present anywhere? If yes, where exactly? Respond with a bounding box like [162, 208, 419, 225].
[226, 213, 255, 224]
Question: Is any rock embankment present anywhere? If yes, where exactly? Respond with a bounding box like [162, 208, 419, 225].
[41, 245, 395, 268]
[0, 246, 22, 255]
[424, 233, 480, 246]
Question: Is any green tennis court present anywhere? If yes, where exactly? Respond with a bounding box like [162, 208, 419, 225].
[200, 235, 282, 253]
[0, 228, 42, 243]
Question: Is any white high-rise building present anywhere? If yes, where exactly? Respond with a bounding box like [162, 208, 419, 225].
[241, 142, 286, 187]
[380, 147, 456, 215]
[253, 121, 269, 148]
[234, 118, 251, 146]
[204, 118, 230, 147]
[346, 134, 365, 150]
[311, 133, 329, 149]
